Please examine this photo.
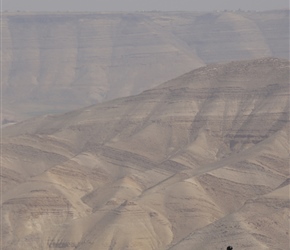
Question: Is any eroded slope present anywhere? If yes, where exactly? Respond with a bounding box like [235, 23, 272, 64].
[1, 58, 289, 250]
[2, 10, 289, 123]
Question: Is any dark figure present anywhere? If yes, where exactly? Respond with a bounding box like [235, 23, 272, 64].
[227, 246, 233, 250]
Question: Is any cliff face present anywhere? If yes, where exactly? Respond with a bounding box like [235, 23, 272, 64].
[2, 10, 289, 122]
[2, 58, 289, 250]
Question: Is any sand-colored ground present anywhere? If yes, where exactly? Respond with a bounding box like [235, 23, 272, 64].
[1, 58, 289, 249]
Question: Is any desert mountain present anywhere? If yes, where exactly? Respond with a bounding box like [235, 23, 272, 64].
[2, 10, 289, 123]
[1, 58, 289, 249]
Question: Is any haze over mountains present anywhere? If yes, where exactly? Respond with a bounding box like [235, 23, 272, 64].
[2, 58, 289, 250]
[2, 10, 289, 123]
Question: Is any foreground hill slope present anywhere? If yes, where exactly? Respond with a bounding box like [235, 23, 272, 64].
[1, 58, 289, 250]
[2, 10, 289, 122]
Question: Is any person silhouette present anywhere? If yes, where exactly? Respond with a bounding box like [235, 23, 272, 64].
[227, 246, 233, 250]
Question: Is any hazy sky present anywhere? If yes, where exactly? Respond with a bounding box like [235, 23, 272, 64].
[2, 0, 289, 12]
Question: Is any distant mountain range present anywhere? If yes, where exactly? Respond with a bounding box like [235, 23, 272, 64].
[2, 10, 289, 123]
[2, 57, 289, 250]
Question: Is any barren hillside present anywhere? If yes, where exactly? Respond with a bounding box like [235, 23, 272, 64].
[1, 58, 289, 250]
[2, 10, 289, 123]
